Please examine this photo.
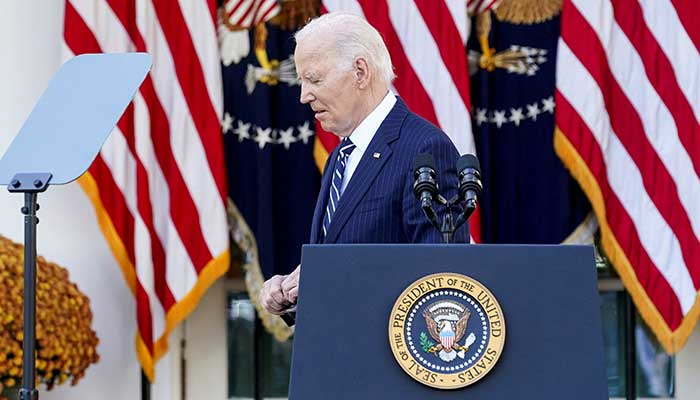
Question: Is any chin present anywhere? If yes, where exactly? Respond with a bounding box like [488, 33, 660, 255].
[319, 121, 336, 134]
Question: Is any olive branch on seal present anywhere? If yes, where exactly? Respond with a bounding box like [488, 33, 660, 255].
[419, 332, 437, 353]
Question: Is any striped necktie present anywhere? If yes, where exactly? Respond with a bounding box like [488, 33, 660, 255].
[322, 138, 356, 240]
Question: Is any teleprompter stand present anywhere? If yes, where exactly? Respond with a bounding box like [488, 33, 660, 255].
[0, 53, 151, 399]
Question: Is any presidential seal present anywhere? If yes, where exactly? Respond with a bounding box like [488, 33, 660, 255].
[388, 273, 505, 389]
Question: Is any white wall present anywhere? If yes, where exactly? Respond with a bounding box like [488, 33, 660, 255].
[676, 328, 700, 400]
[185, 280, 228, 400]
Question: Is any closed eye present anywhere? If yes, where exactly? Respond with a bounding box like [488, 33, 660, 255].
[302, 74, 321, 84]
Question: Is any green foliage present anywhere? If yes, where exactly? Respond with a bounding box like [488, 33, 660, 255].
[419, 332, 435, 353]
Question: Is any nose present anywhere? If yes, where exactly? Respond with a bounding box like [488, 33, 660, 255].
[299, 82, 314, 104]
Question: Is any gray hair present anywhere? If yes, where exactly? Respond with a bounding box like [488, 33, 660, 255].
[295, 12, 395, 86]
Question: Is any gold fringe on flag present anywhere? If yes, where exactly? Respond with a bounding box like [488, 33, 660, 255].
[227, 199, 295, 342]
[561, 212, 598, 245]
[476, 9, 492, 39]
[79, 172, 231, 381]
[554, 128, 700, 354]
[494, 0, 562, 25]
[476, 13, 496, 71]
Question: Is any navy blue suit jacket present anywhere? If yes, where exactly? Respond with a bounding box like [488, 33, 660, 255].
[309, 98, 468, 244]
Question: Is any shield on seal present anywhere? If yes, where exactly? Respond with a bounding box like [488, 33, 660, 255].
[440, 329, 455, 350]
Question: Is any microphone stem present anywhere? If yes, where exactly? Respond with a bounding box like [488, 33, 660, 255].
[453, 205, 475, 233]
[441, 210, 454, 243]
[421, 201, 442, 232]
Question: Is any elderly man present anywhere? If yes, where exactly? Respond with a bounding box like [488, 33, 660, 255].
[260, 12, 465, 316]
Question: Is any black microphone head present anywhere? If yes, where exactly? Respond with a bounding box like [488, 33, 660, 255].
[456, 154, 480, 174]
[413, 153, 436, 171]
[456, 154, 482, 201]
[413, 153, 438, 199]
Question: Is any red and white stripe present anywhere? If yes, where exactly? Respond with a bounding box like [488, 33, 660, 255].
[467, 0, 500, 15]
[223, 0, 279, 29]
[321, 0, 481, 241]
[556, 0, 700, 352]
[63, 0, 229, 379]
[440, 334, 454, 350]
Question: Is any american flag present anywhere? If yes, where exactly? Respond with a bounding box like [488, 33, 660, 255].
[467, 0, 500, 15]
[223, 0, 280, 29]
[555, 0, 700, 353]
[63, 0, 230, 380]
[318, 0, 494, 242]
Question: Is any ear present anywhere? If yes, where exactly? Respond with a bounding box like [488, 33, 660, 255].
[353, 57, 371, 89]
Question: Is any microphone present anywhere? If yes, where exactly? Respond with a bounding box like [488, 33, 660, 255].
[456, 154, 482, 211]
[413, 154, 441, 230]
[413, 154, 438, 209]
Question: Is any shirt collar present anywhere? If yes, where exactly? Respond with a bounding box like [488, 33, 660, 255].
[348, 91, 397, 153]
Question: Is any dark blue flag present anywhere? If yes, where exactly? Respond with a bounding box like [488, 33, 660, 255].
[221, 20, 319, 338]
[468, 11, 591, 244]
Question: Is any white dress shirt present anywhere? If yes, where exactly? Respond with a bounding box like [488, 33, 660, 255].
[340, 91, 397, 194]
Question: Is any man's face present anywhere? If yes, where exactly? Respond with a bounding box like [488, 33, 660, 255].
[295, 40, 362, 137]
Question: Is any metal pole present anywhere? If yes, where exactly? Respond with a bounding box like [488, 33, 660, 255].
[440, 209, 454, 244]
[254, 317, 263, 400]
[625, 292, 637, 400]
[180, 321, 187, 400]
[141, 370, 151, 400]
[19, 192, 39, 400]
[9, 173, 51, 400]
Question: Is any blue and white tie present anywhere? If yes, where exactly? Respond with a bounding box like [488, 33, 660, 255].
[322, 138, 356, 239]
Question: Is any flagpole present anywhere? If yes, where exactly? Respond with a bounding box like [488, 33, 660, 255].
[141, 370, 151, 400]
[625, 292, 636, 400]
[181, 321, 188, 400]
[254, 317, 263, 400]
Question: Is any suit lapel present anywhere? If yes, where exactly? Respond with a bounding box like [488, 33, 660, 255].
[310, 145, 341, 244]
[324, 99, 408, 243]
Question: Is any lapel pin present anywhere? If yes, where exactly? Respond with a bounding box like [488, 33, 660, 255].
[373, 152, 381, 159]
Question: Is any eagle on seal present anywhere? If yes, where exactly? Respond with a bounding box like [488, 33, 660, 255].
[423, 301, 471, 362]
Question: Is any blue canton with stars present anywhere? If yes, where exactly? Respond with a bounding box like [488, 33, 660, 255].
[468, 16, 590, 244]
[222, 22, 320, 279]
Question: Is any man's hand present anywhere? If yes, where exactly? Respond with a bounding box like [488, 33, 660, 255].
[259, 274, 292, 315]
[281, 265, 301, 304]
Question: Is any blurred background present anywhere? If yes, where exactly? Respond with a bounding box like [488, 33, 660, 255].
[0, 1, 699, 399]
